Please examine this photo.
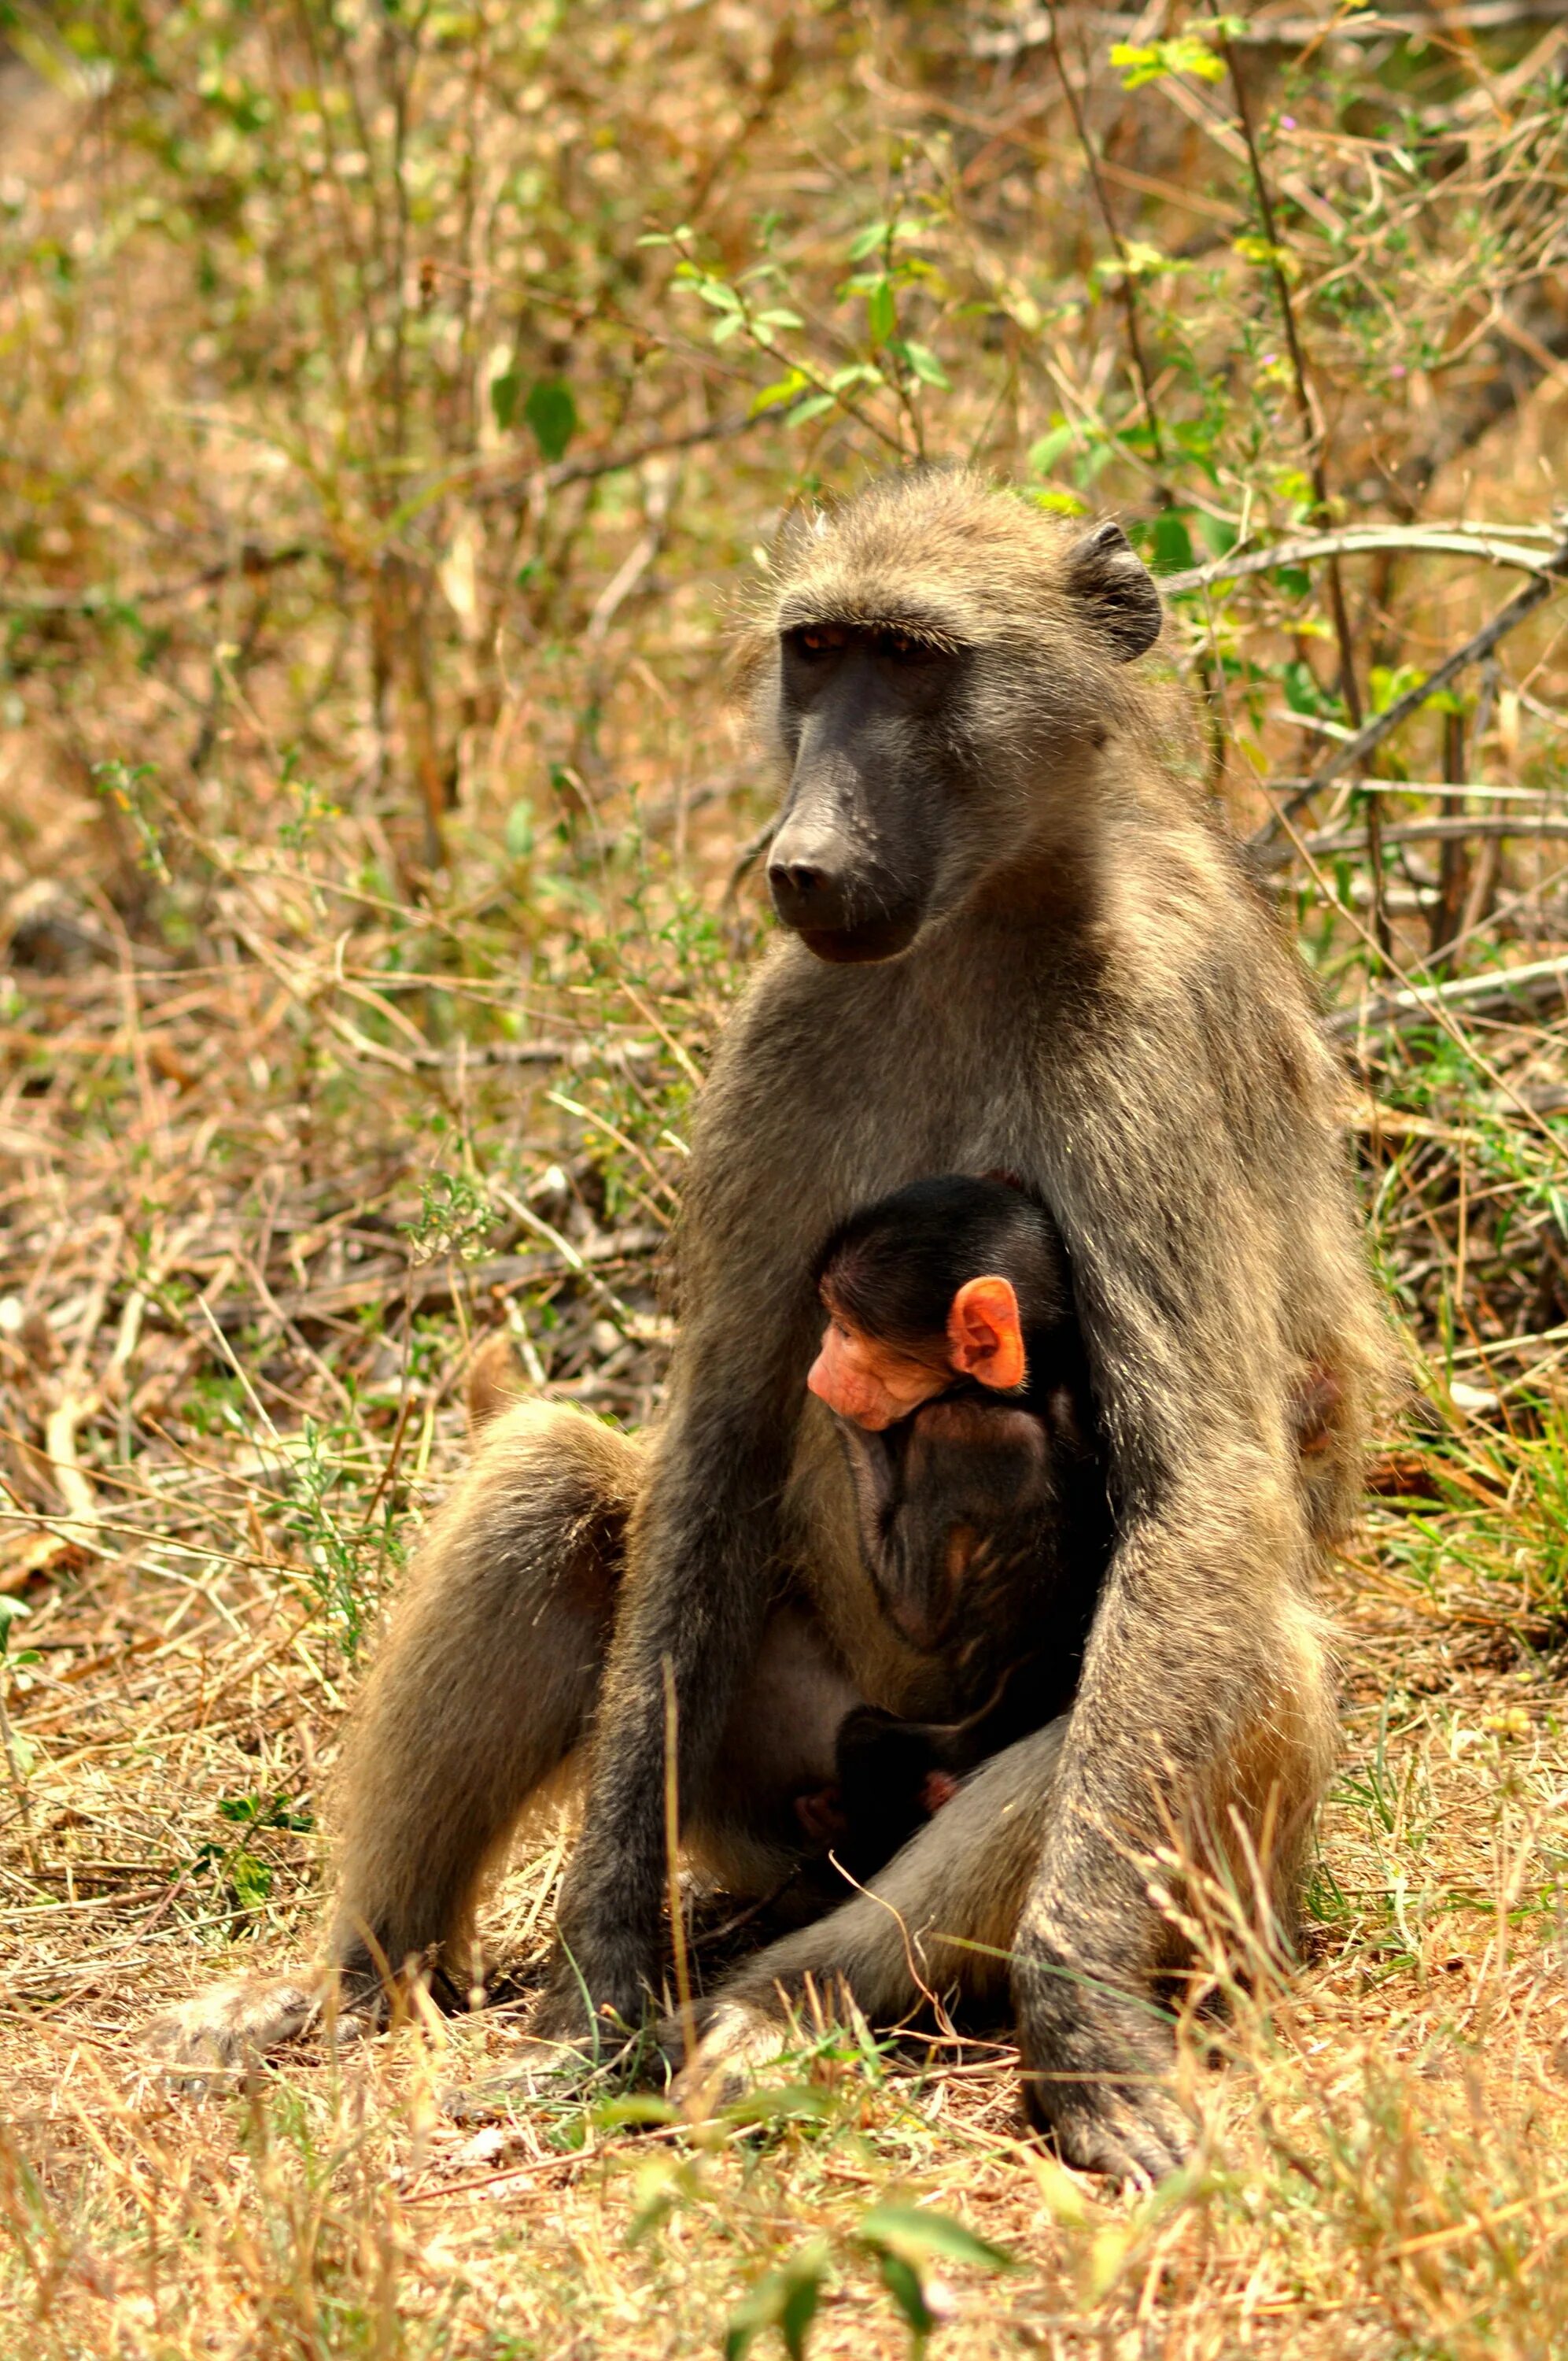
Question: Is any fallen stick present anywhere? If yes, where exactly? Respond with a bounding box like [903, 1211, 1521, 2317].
[1257, 814, 1568, 871]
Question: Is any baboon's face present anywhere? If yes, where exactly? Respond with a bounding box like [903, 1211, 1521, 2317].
[765, 501, 1162, 964]
[768, 622, 969, 961]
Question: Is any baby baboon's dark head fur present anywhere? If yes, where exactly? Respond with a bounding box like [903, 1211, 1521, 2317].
[814, 1173, 1072, 1354]
[757, 471, 1170, 962]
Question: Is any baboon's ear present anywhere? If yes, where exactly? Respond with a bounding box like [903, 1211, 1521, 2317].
[1064, 519, 1163, 660]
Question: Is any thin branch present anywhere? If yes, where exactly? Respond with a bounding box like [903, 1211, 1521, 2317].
[1043, 0, 1164, 464]
[1325, 953, 1568, 1039]
[1160, 523, 1556, 597]
[1223, 40, 1363, 733]
[2, 415, 776, 614]
[1289, 814, 1568, 862]
[976, 6, 1568, 61]
[1261, 777, 1554, 800]
[1252, 530, 1568, 844]
[0, 543, 319, 616]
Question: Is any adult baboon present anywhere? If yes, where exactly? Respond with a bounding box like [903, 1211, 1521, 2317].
[153, 475, 1384, 2179]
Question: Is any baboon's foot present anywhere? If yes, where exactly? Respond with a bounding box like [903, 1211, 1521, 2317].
[528, 1938, 653, 2054]
[142, 1975, 327, 2086]
[1014, 1986, 1194, 2185]
[1021, 2060, 1193, 2185]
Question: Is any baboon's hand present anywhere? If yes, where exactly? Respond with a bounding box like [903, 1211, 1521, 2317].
[142, 1976, 323, 2082]
[1013, 1950, 1194, 2185]
[529, 1940, 651, 2055]
[667, 1995, 791, 2112]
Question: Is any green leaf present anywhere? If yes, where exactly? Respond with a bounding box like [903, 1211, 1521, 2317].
[1151, 513, 1195, 575]
[1111, 34, 1227, 89]
[751, 371, 809, 416]
[786, 392, 837, 427]
[858, 2204, 1016, 2272]
[718, 2081, 834, 2129]
[216, 1790, 311, 1831]
[1234, 233, 1301, 280]
[725, 2240, 828, 2361]
[1028, 423, 1076, 478]
[1282, 657, 1328, 718]
[503, 798, 535, 860]
[489, 367, 521, 431]
[1198, 513, 1238, 559]
[593, 2093, 680, 2130]
[893, 338, 950, 389]
[524, 379, 577, 463]
[827, 363, 882, 393]
[847, 217, 892, 260]
[0, 1597, 31, 1656]
[622, 2153, 686, 2245]
[227, 1850, 273, 1909]
[865, 275, 897, 345]
[780, 2270, 822, 2359]
[876, 2252, 935, 2339]
[1094, 238, 1189, 285]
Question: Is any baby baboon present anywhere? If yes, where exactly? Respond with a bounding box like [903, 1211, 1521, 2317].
[151, 475, 1385, 2182]
[808, 1177, 1345, 1882]
[801, 1174, 1110, 1878]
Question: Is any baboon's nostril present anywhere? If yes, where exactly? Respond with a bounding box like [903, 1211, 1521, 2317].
[784, 863, 822, 896]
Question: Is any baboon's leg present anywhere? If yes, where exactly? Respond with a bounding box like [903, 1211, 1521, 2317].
[1010, 1580, 1335, 2181]
[682, 1610, 1330, 2182]
[678, 1720, 1068, 2085]
[146, 1400, 640, 2068]
[328, 1398, 640, 1986]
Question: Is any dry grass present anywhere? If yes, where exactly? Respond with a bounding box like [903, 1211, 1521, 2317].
[3, 5, 1568, 2354]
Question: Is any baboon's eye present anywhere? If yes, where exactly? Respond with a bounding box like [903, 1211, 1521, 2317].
[871, 626, 939, 664]
[793, 623, 847, 656]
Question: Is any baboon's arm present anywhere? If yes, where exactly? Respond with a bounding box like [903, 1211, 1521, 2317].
[543, 1382, 797, 2028]
[1009, 978, 1341, 2165]
[540, 992, 839, 2033]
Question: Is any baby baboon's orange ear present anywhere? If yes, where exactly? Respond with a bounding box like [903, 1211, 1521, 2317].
[947, 1275, 1027, 1391]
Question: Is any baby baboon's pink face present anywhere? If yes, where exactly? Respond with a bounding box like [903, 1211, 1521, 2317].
[806, 1311, 949, 1432]
[807, 1273, 1030, 1432]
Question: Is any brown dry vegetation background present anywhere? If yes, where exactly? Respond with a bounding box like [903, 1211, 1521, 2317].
[2, 3, 1568, 2355]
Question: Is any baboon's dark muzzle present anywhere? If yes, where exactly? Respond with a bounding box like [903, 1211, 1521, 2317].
[767, 826, 923, 963]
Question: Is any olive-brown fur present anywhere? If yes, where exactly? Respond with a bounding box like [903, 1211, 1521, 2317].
[148, 475, 1385, 2178]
